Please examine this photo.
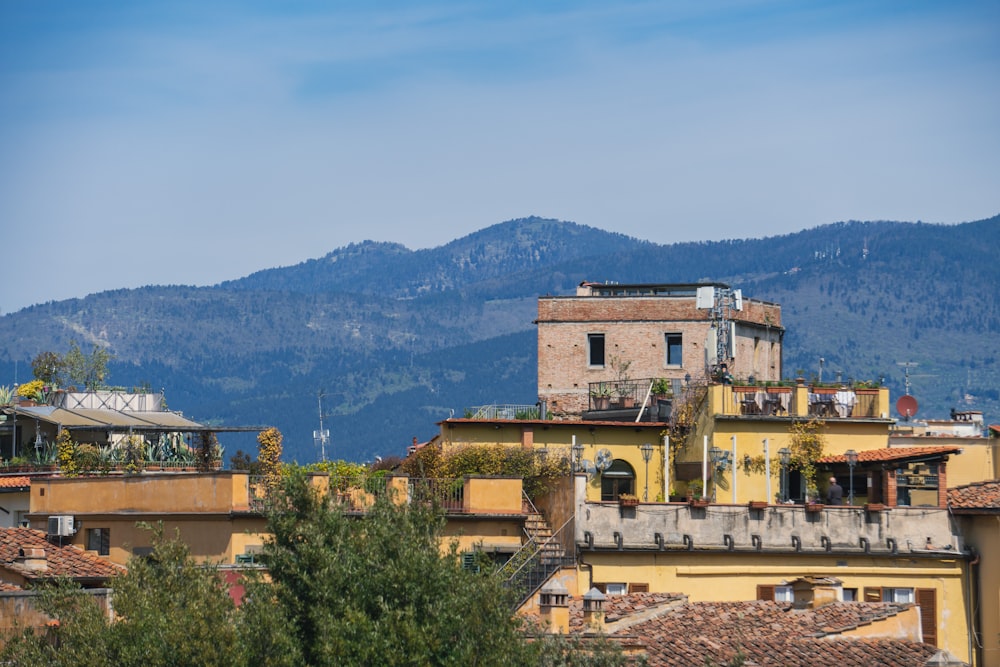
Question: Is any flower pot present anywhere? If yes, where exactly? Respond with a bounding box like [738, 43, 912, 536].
[619, 497, 639, 508]
[592, 396, 610, 410]
[805, 503, 825, 513]
[864, 503, 888, 512]
[689, 498, 710, 508]
[748, 501, 768, 510]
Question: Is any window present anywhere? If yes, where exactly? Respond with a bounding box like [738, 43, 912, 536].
[862, 587, 936, 645]
[756, 584, 793, 602]
[665, 333, 682, 366]
[86, 528, 110, 556]
[842, 588, 857, 602]
[600, 459, 636, 501]
[588, 334, 605, 367]
[604, 583, 627, 596]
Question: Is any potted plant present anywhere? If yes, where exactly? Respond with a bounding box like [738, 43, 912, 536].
[748, 500, 769, 510]
[618, 493, 639, 507]
[590, 383, 612, 410]
[651, 378, 673, 399]
[687, 480, 709, 507]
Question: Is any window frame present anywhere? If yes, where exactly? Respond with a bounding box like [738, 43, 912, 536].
[86, 527, 110, 556]
[588, 333, 606, 368]
[665, 333, 683, 367]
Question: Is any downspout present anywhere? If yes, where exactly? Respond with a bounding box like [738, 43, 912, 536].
[968, 547, 981, 667]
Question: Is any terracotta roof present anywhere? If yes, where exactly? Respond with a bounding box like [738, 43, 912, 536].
[540, 595, 939, 666]
[989, 424, 1000, 436]
[818, 445, 962, 464]
[948, 480, 1000, 511]
[0, 528, 124, 583]
[628, 599, 935, 666]
[0, 476, 30, 489]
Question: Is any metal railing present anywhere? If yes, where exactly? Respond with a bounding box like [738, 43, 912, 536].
[500, 515, 575, 609]
[408, 478, 465, 511]
[469, 404, 540, 420]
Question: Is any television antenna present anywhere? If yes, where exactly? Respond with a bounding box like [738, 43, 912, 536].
[697, 285, 743, 380]
[314, 390, 330, 462]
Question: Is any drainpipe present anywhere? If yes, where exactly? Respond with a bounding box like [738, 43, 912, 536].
[764, 438, 771, 503]
[702, 435, 708, 497]
[663, 433, 670, 502]
[731, 435, 737, 504]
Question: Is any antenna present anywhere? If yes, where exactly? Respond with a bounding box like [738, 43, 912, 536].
[697, 285, 743, 379]
[313, 390, 330, 462]
[897, 362, 918, 396]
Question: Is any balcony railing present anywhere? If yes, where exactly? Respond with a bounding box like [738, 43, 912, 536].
[719, 385, 886, 419]
[468, 404, 541, 420]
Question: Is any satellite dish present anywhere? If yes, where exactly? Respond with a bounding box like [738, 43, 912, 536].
[580, 460, 597, 480]
[595, 448, 613, 472]
[896, 395, 919, 421]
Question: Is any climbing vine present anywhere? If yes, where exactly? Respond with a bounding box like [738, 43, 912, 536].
[56, 430, 78, 476]
[257, 427, 284, 492]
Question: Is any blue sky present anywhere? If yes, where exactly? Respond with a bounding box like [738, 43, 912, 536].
[1, 1, 997, 313]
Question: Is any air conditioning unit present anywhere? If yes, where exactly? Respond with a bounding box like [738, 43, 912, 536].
[47, 515, 76, 537]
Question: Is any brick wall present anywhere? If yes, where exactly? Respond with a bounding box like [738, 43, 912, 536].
[537, 295, 783, 417]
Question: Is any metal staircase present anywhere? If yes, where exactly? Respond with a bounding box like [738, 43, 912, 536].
[500, 509, 575, 609]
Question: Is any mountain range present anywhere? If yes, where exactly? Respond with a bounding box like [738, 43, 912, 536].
[1, 215, 997, 463]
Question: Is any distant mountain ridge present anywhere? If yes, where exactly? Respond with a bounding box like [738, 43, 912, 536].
[1, 215, 997, 463]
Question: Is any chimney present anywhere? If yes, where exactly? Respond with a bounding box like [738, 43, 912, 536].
[538, 580, 570, 634]
[792, 576, 842, 609]
[582, 587, 606, 631]
[16, 547, 48, 573]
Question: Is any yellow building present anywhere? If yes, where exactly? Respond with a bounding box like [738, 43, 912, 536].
[949, 480, 1000, 667]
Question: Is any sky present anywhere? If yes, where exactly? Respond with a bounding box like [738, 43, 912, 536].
[1, 0, 998, 313]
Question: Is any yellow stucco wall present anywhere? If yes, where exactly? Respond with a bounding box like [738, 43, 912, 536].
[959, 514, 1000, 667]
[582, 551, 969, 662]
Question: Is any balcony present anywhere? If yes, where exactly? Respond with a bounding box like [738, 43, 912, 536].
[585, 378, 677, 422]
[575, 500, 961, 556]
[249, 474, 526, 515]
[717, 384, 888, 420]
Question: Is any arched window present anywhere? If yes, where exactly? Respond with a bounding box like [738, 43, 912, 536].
[601, 459, 636, 501]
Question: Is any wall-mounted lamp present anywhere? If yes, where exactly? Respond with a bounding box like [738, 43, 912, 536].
[640, 442, 654, 501]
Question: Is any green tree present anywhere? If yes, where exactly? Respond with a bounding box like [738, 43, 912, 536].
[62, 340, 114, 390]
[0, 525, 240, 667]
[31, 351, 65, 385]
[250, 469, 530, 666]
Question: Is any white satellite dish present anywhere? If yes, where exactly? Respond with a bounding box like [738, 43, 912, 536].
[595, 448, 613, 472]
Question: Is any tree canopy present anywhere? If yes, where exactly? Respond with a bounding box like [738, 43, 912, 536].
[1, 472, 636, 666]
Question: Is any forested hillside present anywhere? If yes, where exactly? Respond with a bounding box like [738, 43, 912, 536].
[1, 215, 996, 463]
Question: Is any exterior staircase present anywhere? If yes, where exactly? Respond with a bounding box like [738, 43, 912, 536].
[500, 508, 575, 609]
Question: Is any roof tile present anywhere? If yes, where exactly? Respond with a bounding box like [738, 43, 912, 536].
[818, 445, 962, 464]
[948, 480, 1000, 510]
[0, 527, 123, 583]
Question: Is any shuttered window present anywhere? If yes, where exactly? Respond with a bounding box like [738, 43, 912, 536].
[916, 588, 937, 647]
[756, 584, 775, 601]
[628, 583, 649, 594]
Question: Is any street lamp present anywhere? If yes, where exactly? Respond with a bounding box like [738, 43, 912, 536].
[845, 449, 858, 505]
[572, 441, 584, 472]
[778, 447, 791, 502]
[640, 442, 654, 501]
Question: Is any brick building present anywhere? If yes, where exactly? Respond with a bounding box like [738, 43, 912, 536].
[536, 282, 784, 418]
